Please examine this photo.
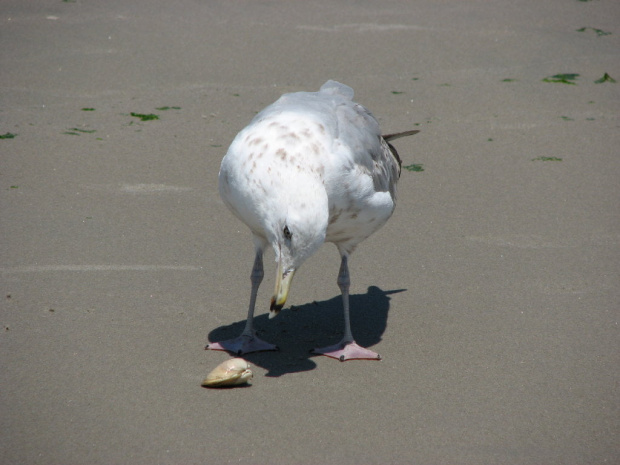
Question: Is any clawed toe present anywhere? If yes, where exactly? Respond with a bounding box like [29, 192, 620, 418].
[206, 334, 278, 355]
[312, 340, 381, 361]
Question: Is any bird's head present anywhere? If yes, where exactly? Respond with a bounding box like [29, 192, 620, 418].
[269, 199, 328, 318]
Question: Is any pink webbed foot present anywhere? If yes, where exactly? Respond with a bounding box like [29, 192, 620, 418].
[312, 340, 381, 361]
[206, 334, 278, 355]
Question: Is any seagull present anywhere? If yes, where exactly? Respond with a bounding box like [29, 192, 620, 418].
[206, 80, 418, 361]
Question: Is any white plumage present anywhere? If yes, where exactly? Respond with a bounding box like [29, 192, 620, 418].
[207, 80, 417, 361]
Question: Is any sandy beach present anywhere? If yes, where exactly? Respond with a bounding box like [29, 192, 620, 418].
[1, 0, 619, 463]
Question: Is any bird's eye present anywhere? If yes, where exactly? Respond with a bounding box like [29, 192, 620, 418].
[283, 225, 292, 240]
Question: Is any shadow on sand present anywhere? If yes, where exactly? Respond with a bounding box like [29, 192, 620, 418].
[206, 286, 405, 377]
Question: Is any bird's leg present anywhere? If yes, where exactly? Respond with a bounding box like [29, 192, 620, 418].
[206, 251, 278, 354]
[312, 255, 381, 361]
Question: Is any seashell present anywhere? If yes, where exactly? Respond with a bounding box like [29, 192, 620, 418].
[202, 358, 253, 388]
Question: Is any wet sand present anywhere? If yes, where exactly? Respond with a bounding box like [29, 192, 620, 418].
[1, 1, 619, 463]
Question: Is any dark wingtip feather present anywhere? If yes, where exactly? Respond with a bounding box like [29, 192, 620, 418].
[382, 130, 419, 176]
[382, 129, 420, 142]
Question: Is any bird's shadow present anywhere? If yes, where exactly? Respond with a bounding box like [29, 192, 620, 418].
[206, 286, 405, 377]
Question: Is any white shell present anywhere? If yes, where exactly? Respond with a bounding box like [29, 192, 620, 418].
[202, 358, 253, 387]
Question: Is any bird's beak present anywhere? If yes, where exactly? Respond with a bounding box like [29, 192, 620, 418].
[269, 259, 296, 318]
